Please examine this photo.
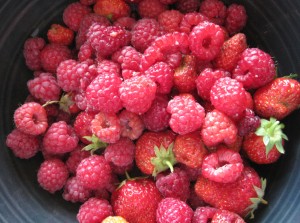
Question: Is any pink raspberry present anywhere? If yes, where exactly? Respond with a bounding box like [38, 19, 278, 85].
[158, 10, 184, 33]
[156, 197, 194, 223]
[121, 69, 142, 80]
[113, 16, 137, 30]
[14, 102, 48, 136]
[176, 0, 200, 14]
[112, 46, 142, 71]
[63, 2, 91, 31]
[76, 155, 112, 190]
[141, 94, 170, 132]
[37, 158, 69, 194]
[212, 209, 246, 223]
[138, 0, 167, 19]
[232, 48, 276, 89]
[55, 59, 78, 91]
[237, 109, 261, 136]
[97, 59, 121, 75]
[131, 18, 163, 53]
[43, 121, 79, 154]
[77, 198, 113, 223]
[27, 73, 61, 102]
[199, 0, 227, 25]
[6, 129, 39, 159]
[65, 145, 91, 174]
[110, 162, 134, 175]
[78, 41, 94, 62]
[40, 44, 72, 73]
[118, 109, 145, 140]
[73, 111, 96, 144]
[225, 4, 247, 35]
[91, 112, 121, 143]
[119, 75, 157, 115]
[193, 206, 218, 223]
[189, 21, 225, 61]
[165, 52, 182, 69]
[179, 12, 210, 33]
[167, 94, 205, 135]
[23, 37, 45, 71]
[195, 68, 230, 101]
[63, 176, 93, 203]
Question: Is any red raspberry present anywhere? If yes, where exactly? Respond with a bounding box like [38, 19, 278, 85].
[80, 0, 96, 5]
[176, 0, 200, 14]
[201, 148, 244, 183]
[212, 209, 246, 223]
[225, 4, 247, 35]
[144, 62, 174, 94]
[156, 168, 190, 202]
[97, 59, 121, 76]
[179, 12, 210, 34]
[76, 155, 112, 190]
[158, 10, 184, 33]
[6, 129, 39, 159]
[156, 197, 194, 223]
[193, 207, 217, 222]
[138, 0, 167, 19]
[110, 162, 134, 175]
[43, 121, 79, 154]
[199, 0, 227, 25]
[118, 109, 145, 140]
[232, 48, 276, 89]
[73, 111, 96, 144]
[210, 77, 248, 121]
[167, 94, 205, 135]
[189, 21, 225, 61]
[201, 109, 238, 147]
[119, 75, 157, 114]
[63, 2, 91, 31]
[113, 16, 137, 30]
[159, 0, 177, 4]
[27, 73, 61, 102]
[112, 46, 141, 71]
[63, 176, 93, 203]
[40, 44, 72, 73]
[47, 24, 74, 46]
[141, 94, 170, 132]
[14, 102, 48, 136]
[56, 59, 80, 92]
[195, 68, 230, 101]
[237, 109, 261, 137]
[91, 112, 121, 143]
[65, 145, 91, 174]
[37, 158, 69, 194]
[23, 37, 45, 71]
[121, 69, 142, 80]
[78, 42, 94, 62]
[131, 18, 163, 53]
[77, 198, 113, 223]
[165, 52, 182, 69]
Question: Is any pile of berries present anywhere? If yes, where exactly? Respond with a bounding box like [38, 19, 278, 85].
[6, 0, 300, 222]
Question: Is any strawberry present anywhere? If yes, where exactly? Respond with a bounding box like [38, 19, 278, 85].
[253, 76, 300, 120]
[94, 0, 131, 21]
[242, 117, 288, 164]
[135, 131, 177, 176]
[195, 166, 267, 218]
[111, 178, 163, 223]
[47, 24, 74, 46]
[213, 33, 247, 72]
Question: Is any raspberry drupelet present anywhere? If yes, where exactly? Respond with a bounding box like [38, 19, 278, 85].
[23, 37, 46, 71]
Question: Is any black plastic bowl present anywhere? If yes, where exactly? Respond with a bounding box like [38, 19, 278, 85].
[0, 0, 299, 222]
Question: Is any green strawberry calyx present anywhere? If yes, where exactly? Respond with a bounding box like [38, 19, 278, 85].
[82, 134, 107, 154]
[255, 117, 288, 156]
[151, 142, 177, 177]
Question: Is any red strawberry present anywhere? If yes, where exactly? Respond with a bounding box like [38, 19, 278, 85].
[94, 0, 131, 21]
[242, 117, 288, 164]
[47, 24, 74, 46]
[111, 178, 163, 223]
[253, 76, 300, 120]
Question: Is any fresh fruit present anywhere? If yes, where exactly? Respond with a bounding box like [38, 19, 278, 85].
[47, 24, 74, 45]
[211, 209, 245, 223]
[157, 10, 184, 33]
[199, 0, 227, 25]
[138, 0, 167, 19]
[23, 37, 45, 71]
[102, 216, 129, 223]
[225, 4, 248, 35]
[193, 206, 218, 223]
[94, 0, 131, 21]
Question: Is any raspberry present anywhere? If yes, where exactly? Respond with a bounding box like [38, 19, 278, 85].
[159, 0, 177, 4]
[179, 12, 210, 34]
[187, 189, 207, 209]
[210, 77, 248, 120]
[118, 109, 145, 140]
[144, 62, 174, 94]
[121, 69, 142, 80]
[141, 94, 170, 132]
[76, 155, 112, 190]
[201, 109, 238, 147]
[211, 209, 246, 223]
[27, 73, 61, 102]
[23, 37, 45, 71]
[77, 198, 113, 223]
[232, 48, 276, 89]
[165, 52, 182, 69]
[97, 59, 121, 76]
[65, 145, 91, 174]
[201, 148, 244, 183]
[78, 42, 94, 62]
[91, 112, 121, 143]
[176, 0, 200, 14]
[73, 111, 96, 144]
[138, 0, 167, 19]
[110, 162, 134, 175]
[55, 59, 79, 92]
[189, 21, 225, 61]
[199, 0, 227, 25]
[193, 206, 218, 223]
[80, 0, 96, 5]
[237, 109, 261, 136]
[156, 168, 190, 201]
[14, 102, 48, 136]
[167, 94, 205, 135]
[119, 75, 157, 114]
[178, 163, 201, 182]
[43, 121, 79, 154]
[156, 197, 194, 223]
[37, 158, 69, 194]
[225, 4, 247, 35]
[6, 129, 39, 159]
[47, 24, 74, 46]
[195, 68, 230, 101]
[112, 46, 141, 71]
[40, 44, 72, 73]
[63, 2, 91, 31]
[114, 16, 137, 30]
[131, 18, 162, 53]
[158, 10, 184, 33]
[63, 176, 93, 203]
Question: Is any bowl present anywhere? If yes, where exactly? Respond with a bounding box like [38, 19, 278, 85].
[0, 0, 299, 222]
